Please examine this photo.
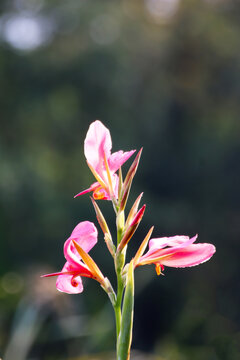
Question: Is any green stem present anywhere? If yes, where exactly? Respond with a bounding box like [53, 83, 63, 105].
[114, 260, 125, 336]
[117, 261, 134, 360]
[114, 207, 126, 344]
[114, 302, 121, 339]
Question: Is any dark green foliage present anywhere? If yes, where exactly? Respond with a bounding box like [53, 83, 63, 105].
[0, 0, 239, 359]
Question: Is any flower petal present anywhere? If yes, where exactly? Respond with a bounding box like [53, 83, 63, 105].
[149, 235, 194, 251]
[72, 240, 105, 283]
[70, 221, 98, 252]
[84, 120, 112, 177]
[74, 182, 99, 198]
[160, 243, 216, 268]
[108, 150, 136, 173]
[64, 221, 98, 266]
[141, 235, 198, 262]
[56, 263, 84, 294]
[92, 186, 110, 200]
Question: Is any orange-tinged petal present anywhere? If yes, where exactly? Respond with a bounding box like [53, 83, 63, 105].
[93, 187, 108, 200]
[72, 240, 105, 283]
[133, 226, 154, 267]
[155, 264, 161, 276]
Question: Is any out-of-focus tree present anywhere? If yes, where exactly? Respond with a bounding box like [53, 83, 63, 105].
[0, 0, 240, 359]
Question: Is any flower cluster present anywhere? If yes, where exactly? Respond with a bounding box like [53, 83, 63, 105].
[43, 120, 216, 359]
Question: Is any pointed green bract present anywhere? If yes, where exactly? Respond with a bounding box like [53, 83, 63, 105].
[118, 167, 123, 201]
[117, 205, 146, 251]
[117, 261, 134, 360]
[120, 149, 142, 211]
[91, 197, 110, 236]
[123, 148, 142, 191]
[125, 193, 143, 229]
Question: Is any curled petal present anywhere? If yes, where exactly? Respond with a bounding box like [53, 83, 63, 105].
[56, 263, 84, 294]
[160, 243, 216, 268]
[64, 221, 98, 266]
[56, 274, 83, 294]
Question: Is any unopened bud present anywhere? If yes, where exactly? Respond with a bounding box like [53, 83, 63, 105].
[120, 148, 143, 211]
[117, 204, 146, 251]
[123, 148, 142, 191]
[91, 197, 111, 236]
[125, 193, 143, 229]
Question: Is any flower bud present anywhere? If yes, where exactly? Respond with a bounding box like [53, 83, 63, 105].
[117, 205, 146, 252]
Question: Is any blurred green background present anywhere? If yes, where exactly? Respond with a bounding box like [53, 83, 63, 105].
[0, 0, 240, 359]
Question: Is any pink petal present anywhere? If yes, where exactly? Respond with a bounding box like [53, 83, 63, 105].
[56, 263, 84, 294]
[111, 173, 119, 198]
[84, 120, 112, 176]
[74, 182, 99, 198]
[64, 221, 98, 265]
[70, 221, 98, 252]
[92, 184, 111, 200]
[160, 243, 216, 268]
[142, 235, 198, 261]
[92, 174, 119, 200]
[108, 150, 136, 173]
[149, 235, 191, 251]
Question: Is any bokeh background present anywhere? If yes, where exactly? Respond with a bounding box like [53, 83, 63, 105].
[0, 0, 240, 359]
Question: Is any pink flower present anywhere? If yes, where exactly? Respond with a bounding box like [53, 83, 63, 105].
[75, 120, 135, 200]
[42, 221, 104, 294]
[134, 233, 216, 275]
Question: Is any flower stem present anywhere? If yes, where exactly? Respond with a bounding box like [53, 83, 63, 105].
[117, 261, 134, 360]
[114, 302, 121, 339]
[114, 255, 125, 336]
[114, 206, 126, 344]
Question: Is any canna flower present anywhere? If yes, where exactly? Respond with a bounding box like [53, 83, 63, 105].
[42, 221, 104, 294]
[134, 233, 216, 275]
[74, 120, 135, 200]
